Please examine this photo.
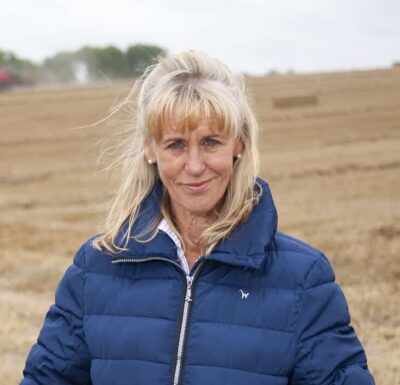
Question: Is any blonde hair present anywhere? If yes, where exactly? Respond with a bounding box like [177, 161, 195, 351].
[93, 50, 261, 255]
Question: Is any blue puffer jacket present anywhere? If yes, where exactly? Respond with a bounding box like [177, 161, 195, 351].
[21, 179, 375, 385]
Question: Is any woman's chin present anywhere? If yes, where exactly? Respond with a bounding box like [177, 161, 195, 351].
[174, 198, 217, 218]
[183, 205, 216, 218]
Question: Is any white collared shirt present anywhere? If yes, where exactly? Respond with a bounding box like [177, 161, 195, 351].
[157, 218, 190, 275]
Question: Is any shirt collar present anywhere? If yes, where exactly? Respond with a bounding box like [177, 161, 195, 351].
[157, 218, 190, 275]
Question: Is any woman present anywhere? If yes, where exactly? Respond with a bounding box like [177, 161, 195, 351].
[21, 51, 375, 385]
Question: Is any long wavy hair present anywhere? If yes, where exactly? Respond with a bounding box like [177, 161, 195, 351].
[92, 50, 261, 255]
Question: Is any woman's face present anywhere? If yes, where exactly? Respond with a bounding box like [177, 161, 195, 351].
[146, 119, 242, 219]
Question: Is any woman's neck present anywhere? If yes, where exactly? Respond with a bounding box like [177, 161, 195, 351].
[170, 203, 216, 260]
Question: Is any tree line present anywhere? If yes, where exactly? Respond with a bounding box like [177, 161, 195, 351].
[0, 44, 166, 85]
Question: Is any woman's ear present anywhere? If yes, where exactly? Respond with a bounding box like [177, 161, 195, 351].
[144, 140, 156, 164]
[233, 139, 244, 158]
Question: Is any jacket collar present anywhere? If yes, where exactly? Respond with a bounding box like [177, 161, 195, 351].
[112, 178, 278, 270]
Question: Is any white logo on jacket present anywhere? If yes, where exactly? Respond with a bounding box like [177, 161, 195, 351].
[239, 289, 249, 299]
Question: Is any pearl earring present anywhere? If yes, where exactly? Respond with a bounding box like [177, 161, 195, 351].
[236, 154, 242, 160]
[147, 159, 154, 165]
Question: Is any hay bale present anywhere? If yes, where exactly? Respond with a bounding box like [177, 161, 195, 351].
[272, 95, 318, 109]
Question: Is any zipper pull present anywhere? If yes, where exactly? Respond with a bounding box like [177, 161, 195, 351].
[185, 276, 194, 302]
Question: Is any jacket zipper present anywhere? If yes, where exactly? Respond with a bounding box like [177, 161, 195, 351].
[172, 261, 205, 385]
[112, 256, 206, 385]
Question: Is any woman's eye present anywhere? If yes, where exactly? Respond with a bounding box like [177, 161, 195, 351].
[168, 141, 185, 150]
[203, 138, 219, 146]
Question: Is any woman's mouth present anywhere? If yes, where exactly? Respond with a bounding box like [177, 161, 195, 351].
[183, 179, 210, 192]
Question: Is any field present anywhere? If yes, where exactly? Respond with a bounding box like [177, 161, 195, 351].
[1, 67, 399, 384]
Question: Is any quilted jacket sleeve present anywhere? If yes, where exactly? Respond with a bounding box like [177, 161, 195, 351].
[20, 245, 92, 384]
[290, 253, 375, 385]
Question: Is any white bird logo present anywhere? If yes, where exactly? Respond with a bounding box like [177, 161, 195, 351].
[239, 289, 250, 299]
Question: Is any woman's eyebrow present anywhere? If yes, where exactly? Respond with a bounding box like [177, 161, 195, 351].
[161, 136, 185, 144]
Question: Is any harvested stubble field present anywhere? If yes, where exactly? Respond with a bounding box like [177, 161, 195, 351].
[1, 67, 399, 385]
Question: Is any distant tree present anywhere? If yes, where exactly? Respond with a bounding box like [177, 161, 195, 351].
[0, 49, 35, 70]
[40, 52, 76, 83]
[126, 44, 166, 77]
[267, 69, 279, 76]
[77, 45, 131, 81]
[77, 43, 166, 80]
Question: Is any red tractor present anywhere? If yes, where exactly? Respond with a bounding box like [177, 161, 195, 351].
[0, 67, 16, 90]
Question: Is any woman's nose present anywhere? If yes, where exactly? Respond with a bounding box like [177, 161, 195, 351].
[185, 147, 205, 176]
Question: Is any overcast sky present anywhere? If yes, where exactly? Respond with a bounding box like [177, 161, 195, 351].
[1, 0, 399, 75]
